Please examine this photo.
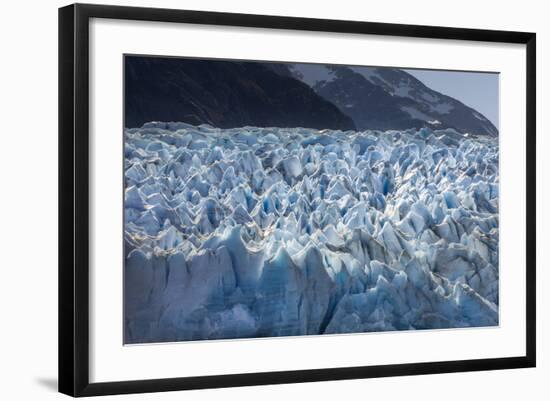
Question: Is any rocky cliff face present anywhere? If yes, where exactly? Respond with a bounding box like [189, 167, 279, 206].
[125, 56, 356, 131]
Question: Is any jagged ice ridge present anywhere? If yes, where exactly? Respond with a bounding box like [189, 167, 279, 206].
[124, 122, 499, 343]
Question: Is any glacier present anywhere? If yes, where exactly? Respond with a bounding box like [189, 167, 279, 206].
[123, 122, 499, 343]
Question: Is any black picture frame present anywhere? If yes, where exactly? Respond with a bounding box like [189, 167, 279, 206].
[59, 3, 536, 397]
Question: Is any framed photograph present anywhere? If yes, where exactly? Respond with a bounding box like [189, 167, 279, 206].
[59, 3, 536, 397]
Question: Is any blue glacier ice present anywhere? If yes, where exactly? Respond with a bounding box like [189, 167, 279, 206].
[124, 123, 499, 343]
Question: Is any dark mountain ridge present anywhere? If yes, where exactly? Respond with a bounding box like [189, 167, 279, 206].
[125, 57, 356, 130]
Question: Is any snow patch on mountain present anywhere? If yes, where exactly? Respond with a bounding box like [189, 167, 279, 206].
[352, 66, 392, 89]
[431, 102, 454, 114]
[401, 106, 434, 121]
[355, 67, 457, 115]
[288, 64, 337, 87]
[124, 122, 499, 343]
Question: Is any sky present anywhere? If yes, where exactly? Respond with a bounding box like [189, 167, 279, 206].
[404, 69, 499, 129]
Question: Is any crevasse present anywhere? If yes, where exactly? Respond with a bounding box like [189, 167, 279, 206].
[124, 122, 499, 343]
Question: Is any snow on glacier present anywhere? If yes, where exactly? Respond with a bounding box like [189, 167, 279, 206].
[123, 122, 499, 343]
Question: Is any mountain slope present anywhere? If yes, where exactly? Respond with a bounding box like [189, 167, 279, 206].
[287, 63, 498, 136]
[125, 57, 356, 130]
